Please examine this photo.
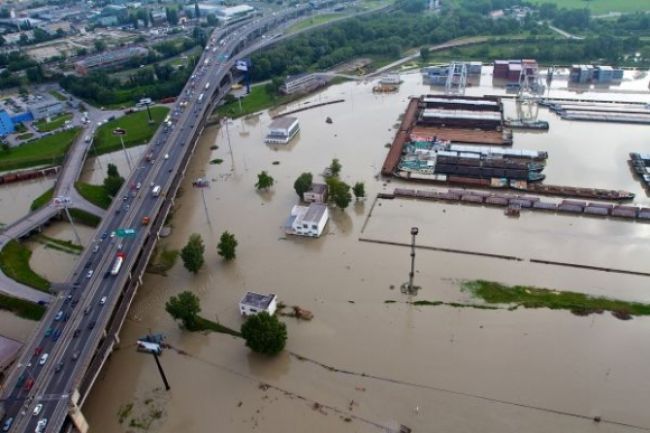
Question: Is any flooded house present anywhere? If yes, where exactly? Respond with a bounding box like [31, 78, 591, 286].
[239, 292, 278, 316]
[264, 116, 300, 144]
[285, 203, 328, 237]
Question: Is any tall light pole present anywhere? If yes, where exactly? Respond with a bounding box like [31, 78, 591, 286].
[113, 128, 133, 172]
[402, 227, 419, 295]
[144, 100, 153, 123]
[54, 196, 82, 246]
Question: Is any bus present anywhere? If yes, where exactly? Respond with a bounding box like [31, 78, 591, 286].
[110, 252, 126, 276]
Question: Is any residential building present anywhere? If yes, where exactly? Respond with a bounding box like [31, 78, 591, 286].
[265, 116, 300, 144]
[280, 73, 329, 95]
[239, 291, 278, 316]
[74, 46, 149, 75]
[286, 203, 329, 237]
[0, 109, 15, 136]
[380, 74, 401, 85]
[303, 183, 327, 203]
[0, 334, 22, 374]
[214, 5, 254, 21]
[28, 98, 63, 120]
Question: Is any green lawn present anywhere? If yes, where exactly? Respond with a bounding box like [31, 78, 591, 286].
[0, 293, 45, 320]
[75, 182, 112, 209]
[463, 280, 650, 319]
[30, 187, 53, 211]
[528, 0, 650, 14]
[34, 113, 73, 133]
[0, 128, 80, 171]
[216, 86, 292, 119]
[0, 240, 50, 292]
[49, 90, 68, 101]
[93, 107, 169, 154]
[16, 132, 34, 141]
[287, 13, 344, 33]
[68, 208, 101, 227]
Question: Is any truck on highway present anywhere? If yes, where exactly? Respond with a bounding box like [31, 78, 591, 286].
[152, 185, 161, 197]
[110, 252, 125, 276]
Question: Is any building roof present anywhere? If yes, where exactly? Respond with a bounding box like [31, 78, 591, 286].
[421, 109, 502, 121]
[269, 116, 298, 131]
[220, 4, 254, 16]
[422, 96, 499, 107]
[303, 203, 327, 223]
[309, 183, 327, 194]
[240, 292, 276, 310]
[0, 334, 23, 370]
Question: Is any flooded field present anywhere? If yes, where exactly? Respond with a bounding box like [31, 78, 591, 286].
[80, 144, 147, 185]
[73, 71, 650, 433]
[0, 177, 54, 226]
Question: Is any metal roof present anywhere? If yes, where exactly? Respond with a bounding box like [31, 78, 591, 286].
[269, 116, 298, 131]
[303, 203, 327, 223]
[240, 292, 276, 310]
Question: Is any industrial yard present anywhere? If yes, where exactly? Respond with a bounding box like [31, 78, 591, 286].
[52, 67, 650, 433]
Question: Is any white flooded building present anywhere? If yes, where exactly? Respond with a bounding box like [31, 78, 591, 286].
[380, 73, 401, 85]
[265, 116, 300, 144]
[286, 203, 329, 237]
[239, 292, 278, 316]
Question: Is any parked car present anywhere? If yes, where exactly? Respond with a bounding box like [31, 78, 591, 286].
[2, 417, 13, 432]
[54, 310, 63, 321]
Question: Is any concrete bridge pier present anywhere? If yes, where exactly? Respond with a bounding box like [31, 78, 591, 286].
[69, 390, 89, 433]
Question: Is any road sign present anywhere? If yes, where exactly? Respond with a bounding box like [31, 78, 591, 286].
[115, 228, 136, 237]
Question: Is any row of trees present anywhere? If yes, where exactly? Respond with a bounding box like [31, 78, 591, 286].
[293, 159, 365, 210]
[180, 232, 238, 274]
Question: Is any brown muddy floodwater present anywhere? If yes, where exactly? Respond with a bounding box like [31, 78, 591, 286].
[0, 177, 54, 226]
[23, 71, 650, 432]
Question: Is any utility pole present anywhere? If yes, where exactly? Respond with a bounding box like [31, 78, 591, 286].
[113, 128, 133, 172]
[401, 227, 419, 295]
[54, 196, 82, 246]
[152, 351, 170, 391]
[144, 101, 153, 123]
[222, 117, 234, 169]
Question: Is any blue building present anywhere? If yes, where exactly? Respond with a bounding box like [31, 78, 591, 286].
[0, 110, 15, 136]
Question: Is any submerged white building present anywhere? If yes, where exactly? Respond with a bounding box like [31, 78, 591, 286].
[265, 116, 300, 144]
[285, 203, 328, 237]
[239, 292, 278, 316]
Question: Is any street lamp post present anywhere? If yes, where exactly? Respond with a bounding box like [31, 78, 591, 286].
[113, 128, 133, 172]
[144, 101, 153, 123]
[53, 196, 82, 246]
[401, 227, 419, 295]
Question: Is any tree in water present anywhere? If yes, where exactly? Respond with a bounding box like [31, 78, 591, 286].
[255, 171, 274, 190]
[241, 312, 287, 355]
[217, 231, 238, 261]
[166, 291, 201, 329]
[293, 172, 313, 200]
[181, 233, 205, 273]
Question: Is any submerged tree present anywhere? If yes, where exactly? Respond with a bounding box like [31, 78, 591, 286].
[181, 233, 205, 273]
[255, 171, 274, 190]
[165, 291, 201, 329]
[241, 312, 287, 356]
[326, 177, 352, 209]
[217, 231, 238, 260]
[293, 172, 313, 200]
[353, 181, 366, 199]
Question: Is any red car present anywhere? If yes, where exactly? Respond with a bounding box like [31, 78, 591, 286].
[24, 378, 34, 391]
[33, 347, 42, 357]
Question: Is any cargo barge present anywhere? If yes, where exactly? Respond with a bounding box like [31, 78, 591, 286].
[629, 152, 650, 189]
[504, 119, 550, 130]
[388, 188, 646, 220]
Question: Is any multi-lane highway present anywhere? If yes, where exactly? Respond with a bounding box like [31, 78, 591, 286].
[1, 8, 312, 433]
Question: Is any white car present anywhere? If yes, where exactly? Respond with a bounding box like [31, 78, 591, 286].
[39, 353, 48, 366]
[32, 404, 43, 416]
[164, 153, 169, 160]
[86, 270, 94, 279]
[35, 418, 47, 433]
[100, 296, 107, 305]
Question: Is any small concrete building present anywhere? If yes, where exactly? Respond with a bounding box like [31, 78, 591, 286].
[286, 203, 329, 237]
[239, 291, 278, 316]
[28, 99, 64, 121]
[303, 183, 327, 203]
[280, 73, 329, 95]
[0, 334, 23, 374]
[265, 116, 300, 144]
[380, 73, 401, 85]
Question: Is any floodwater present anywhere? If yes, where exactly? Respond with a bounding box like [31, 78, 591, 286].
[0, 177, 54, 226]
[10, 71, 650, 432]
[80, 144, 147, 185]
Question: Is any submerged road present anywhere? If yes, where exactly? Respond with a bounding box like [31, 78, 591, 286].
[0, 6, 330, 433]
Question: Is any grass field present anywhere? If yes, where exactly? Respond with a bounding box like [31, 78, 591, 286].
[16, 132, 34, 141]
[287, 13, 343, 33]
[528, 0, 650, 14]
[0, 128, 80, 171]
[34, 113, 73, 132]
[94, 107, 169, 154]
[0, 240, 50, 292]
[68, 208, 101, 227]
[30, 188, 53, 211]
[75, 182, 112, 209]
[0, 293, 45, 320]
[463, 280, 650, 319]
[216, 86, 292, 119]
[49, 90, 67, 101]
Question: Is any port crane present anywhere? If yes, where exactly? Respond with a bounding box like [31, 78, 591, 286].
[444, 61, 468, 95]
